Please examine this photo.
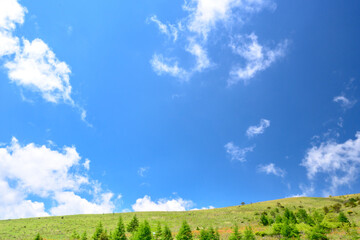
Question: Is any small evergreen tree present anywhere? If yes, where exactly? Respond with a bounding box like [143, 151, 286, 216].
[127, 215, 139, 233]
[93, 222, 104, 240]
[162, 225, 173, 240]
[176, 220, 192, 240]
[132, 220, 152, 240]
[112, 216, 127, 240]
[243, 226, 255, 240]
[154, 222, 162, 240]
[228, 224, 242, 240]
[34, 233, 43, 240]
[199, 229, 210, 240]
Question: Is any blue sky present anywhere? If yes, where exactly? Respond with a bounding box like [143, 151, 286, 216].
[0, 0, 360, 219]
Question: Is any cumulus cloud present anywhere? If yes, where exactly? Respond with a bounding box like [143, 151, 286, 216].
[0, 0, 26, 57]
[0, 0, 88, 123]
[333, 95, 356, 110]
[5, 38, 73, 104]
[224, 142, 254, 162]
[150, 54, 189, 80]
[301, 132, 360, 195]
[0, 138, 116, 219]
[258, 163, 286, 177]
[246, 118, 270, 138]
[229, 33, 288, 85]
[132, 195, 193, 212]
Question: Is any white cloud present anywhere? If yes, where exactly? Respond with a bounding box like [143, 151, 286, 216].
[301, 132, 360, 195]
[258, 163, 285, 177]
[132, 195, 193, 212]
[246, 118, 270, 138]
[289, 184, 314, 198]
[0, 0, 26, 31]
[5, 38, 73, 104]
[149, 0, 281, 82]
[333, 95, 356, 109]
[184, 0, 274, 38]
[138, 167, 149, 177]
[50, 191, 115, 216]
[0, 0, 89, 123]
[224, 142, 254, 162]
[186, 38, 211, 72]
[148, 15, 178, 42]
[83, 159, 90, 170]
[191, 205, 215, 211]
[150, 54, 189, 80]
[0, 137, 117, 219]
[0, 0, 26, 57]
[229, 33, 288, 85]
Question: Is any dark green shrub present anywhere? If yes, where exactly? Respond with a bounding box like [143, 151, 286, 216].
[162, 225, 173, 240]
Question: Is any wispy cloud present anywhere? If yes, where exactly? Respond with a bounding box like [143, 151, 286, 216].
[148, 15, 178, 42]
[301, 132, 360, 195]
[246, 118, 270, 138]
[258, 163, 286, 177]
[150, 54, 189, 80]
[149, 0, 283, 83]
[137, 167, 149, 177]
[132, 195, 193, 211]
[333, 95, 356, 110]
[224, 142, 255, 162]
[229, 33, 288, 85]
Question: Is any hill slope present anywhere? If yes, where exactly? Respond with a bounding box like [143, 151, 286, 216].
[1, 194, 360, 239]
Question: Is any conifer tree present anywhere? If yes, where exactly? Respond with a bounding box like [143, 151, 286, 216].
[228, 225, 242, 240]
[93, 222, 104, 240]
[112, 216, 127, 240]
[154, 222, 162, 240]
[81, 231, 88, 240]
[127, 215, 139, 233]
[243, 226, 255, 240]
[176, 220, 192, 240]
[162, 225, 173, 240]
[132, 220, 152, 240]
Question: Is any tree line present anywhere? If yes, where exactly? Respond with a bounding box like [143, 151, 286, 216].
[34, 215, 256, 240]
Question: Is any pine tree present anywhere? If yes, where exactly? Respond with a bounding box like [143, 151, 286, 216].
[93, 222, 104, 240]
[132, 220, 152, 240]
[154, 222, 162, 240]
[338, 212, 349, 223]
[127, 215, 139, 233]
[176, 220, 192, 240]
[112, 216, 127, 240]
[34, 233, 43, 240]
[243, 226, 255, 240]
[228, 225, 242, 240]
[162, 225, 173, 240]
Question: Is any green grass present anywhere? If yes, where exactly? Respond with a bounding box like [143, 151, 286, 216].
[1, 193, 360, 239]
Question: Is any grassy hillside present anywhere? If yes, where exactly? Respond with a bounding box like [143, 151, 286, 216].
[1, 194, 360, 239]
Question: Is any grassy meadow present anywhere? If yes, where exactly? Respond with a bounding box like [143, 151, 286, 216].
[1, 194, 360, 239]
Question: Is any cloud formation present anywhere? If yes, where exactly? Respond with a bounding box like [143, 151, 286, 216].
[149, 0, 284, 83]
[224, 142, 254, 162]
[0, 138, 116, 219]
[229, 33, 288, 85]
[0, 0, 88, 123]
[132, 195, 193, 211]
[302, 132, 360, 195]
[258, 163, 286, 177]
[246, 118, 270, 138]
[333, 95, 356, 110]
